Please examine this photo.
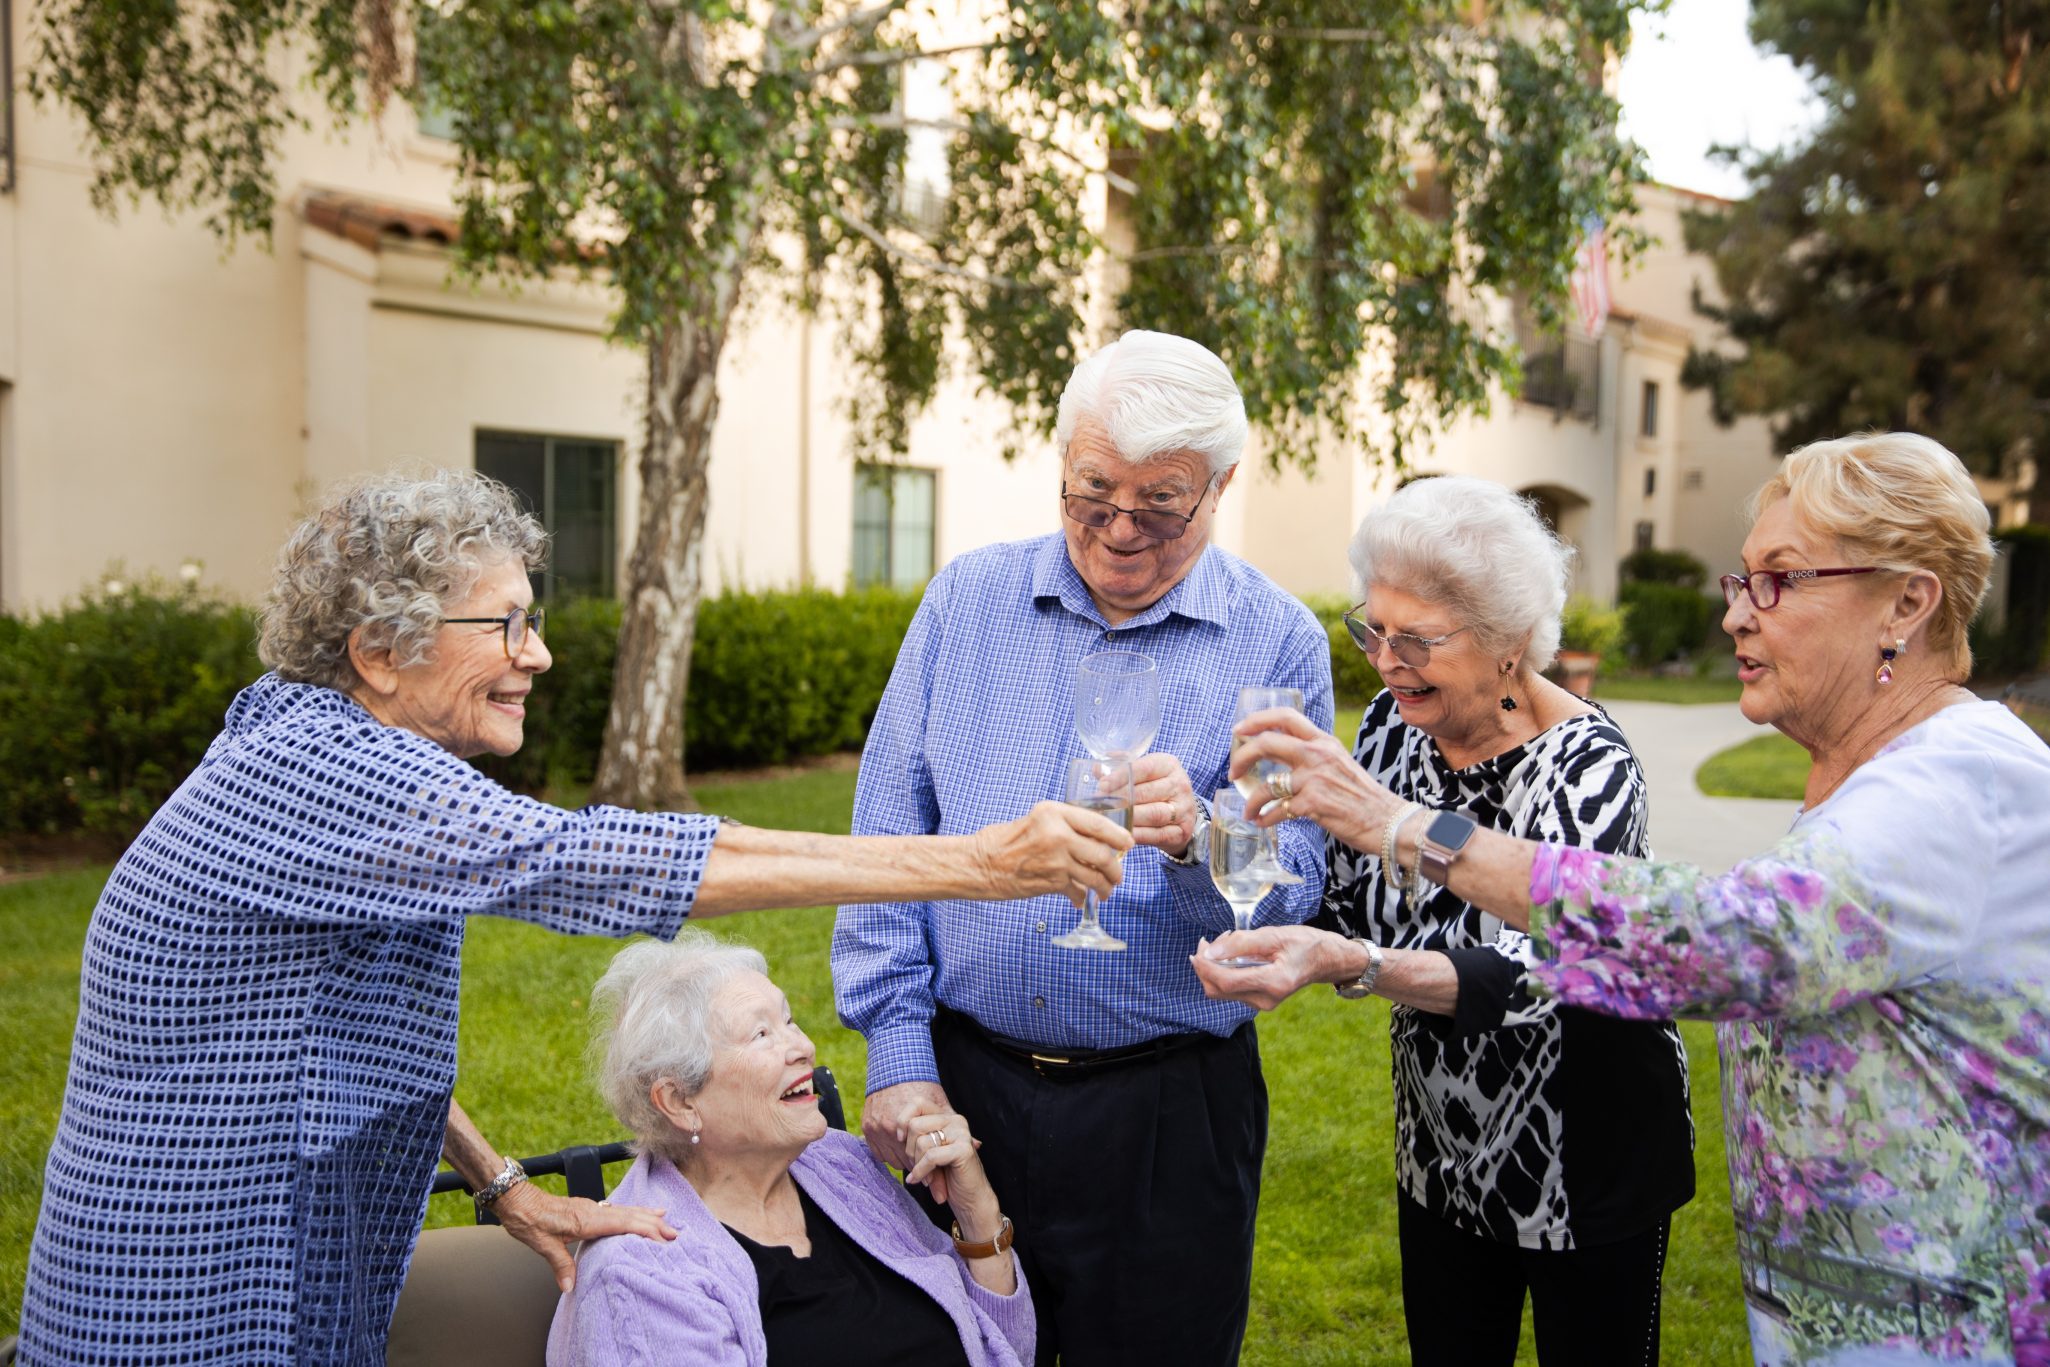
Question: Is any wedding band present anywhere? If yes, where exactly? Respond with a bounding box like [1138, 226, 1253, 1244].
[1281, 799, 1294, 819]
[1267, 771, 1294, 802]
[937, 1129, 949, 1145]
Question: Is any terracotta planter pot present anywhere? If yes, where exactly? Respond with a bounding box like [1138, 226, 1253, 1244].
[1555, 651, 1601, 698]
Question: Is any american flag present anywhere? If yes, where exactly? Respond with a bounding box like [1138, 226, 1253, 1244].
[1568, 217, 1611, 340]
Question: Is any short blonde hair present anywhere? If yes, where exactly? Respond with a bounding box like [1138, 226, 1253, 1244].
[1751, 432, 1993, 676]
[1349, 476, 1574, 672]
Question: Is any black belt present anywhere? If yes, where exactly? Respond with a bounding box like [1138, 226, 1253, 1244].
[937, 1006, 1219, 1078]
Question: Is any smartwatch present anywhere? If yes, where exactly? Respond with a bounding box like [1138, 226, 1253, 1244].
[1416, 810, 1479, 886]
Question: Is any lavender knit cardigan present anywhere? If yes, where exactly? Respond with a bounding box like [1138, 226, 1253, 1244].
[547, 1129, 1034, 1366]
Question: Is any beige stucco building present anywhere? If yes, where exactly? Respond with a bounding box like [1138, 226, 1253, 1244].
[8, 5, 1991, 621]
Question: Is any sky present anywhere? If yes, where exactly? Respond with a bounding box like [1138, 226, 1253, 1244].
[1617, 0, 1825, 199]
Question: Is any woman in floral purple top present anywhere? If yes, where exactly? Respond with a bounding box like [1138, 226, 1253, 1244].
[1202, 434, 2050, 1367]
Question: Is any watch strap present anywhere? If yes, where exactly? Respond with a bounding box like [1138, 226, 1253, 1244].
[951, 1214, 1015, 1259]
[1334, 937, 1384, 999]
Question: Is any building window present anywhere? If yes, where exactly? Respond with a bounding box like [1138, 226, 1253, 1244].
[1514, 307, 1599, 424]
[1640, 380, 1660, 438]
[1643, 467, 1657, 497]
[475, 431, 620, 599]
[1635, 520, 1656, 552]
[853, 465, 936, 589]
[895, 60, 951, 237]
[1683, 468, 1705, 491]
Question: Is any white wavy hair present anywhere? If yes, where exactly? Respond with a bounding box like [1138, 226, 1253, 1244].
[590, 932, 770, 1165]
[1349, 476, 1574, 673]
[1054, 330, 1248, 475]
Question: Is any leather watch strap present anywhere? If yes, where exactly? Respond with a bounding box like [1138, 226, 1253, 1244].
[951, 1214, 1015, 1259]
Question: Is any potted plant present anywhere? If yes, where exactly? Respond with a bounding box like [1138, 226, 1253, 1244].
[1555, 595, 1626, 697]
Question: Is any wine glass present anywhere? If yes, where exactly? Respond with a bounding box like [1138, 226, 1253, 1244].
[1076, 651, 1161, 761]
[1209, 789, 1279, 967]
[1230, 686, 1307, 885]
[1053, 757, 1132, 952]
[1231, 685, 1303, 801]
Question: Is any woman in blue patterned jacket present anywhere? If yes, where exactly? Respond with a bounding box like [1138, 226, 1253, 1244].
[17, 470, 1130, 1367]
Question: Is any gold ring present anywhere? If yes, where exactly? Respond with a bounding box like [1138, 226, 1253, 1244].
[1281, 798, 1294, 819]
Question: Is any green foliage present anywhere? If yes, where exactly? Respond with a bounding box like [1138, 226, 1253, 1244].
[480, 586, 924, 792]
[0, 577, 262, 838]
[35, 0, 1656, 474]
[1620, 546, 1708, 590]
[1298, 594, 1383, 705]
[1558, 594, 1627, 658]
[1619, 582, 1718, 667]
[1696, 733, 1811, 801]
[1973, 525, 2050, 675]
[1681, 3, 2050, 475]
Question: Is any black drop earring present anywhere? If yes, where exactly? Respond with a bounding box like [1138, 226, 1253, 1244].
[1499, 662, 1518, 712]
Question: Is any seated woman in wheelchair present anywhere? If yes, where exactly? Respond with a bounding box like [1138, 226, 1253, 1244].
[550, 932, 1031, 1367]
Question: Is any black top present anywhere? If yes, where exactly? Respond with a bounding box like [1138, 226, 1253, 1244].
[1314, 691, 1696, 1250]
[726, 1188, 973, 1367]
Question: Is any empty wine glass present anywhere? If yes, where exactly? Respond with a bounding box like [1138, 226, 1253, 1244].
[1053, 757, 1132, 952]
[1076, 651, 1161, 761]
[1209, 789, 1279, 967]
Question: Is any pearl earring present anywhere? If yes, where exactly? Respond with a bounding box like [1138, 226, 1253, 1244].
[690, 1129, 701, 1145]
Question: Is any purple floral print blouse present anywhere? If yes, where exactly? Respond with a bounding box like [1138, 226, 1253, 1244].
[1525, 702, 2050, 1367]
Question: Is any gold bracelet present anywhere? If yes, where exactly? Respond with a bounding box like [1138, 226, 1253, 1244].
[951, 1214, 1015, 1259]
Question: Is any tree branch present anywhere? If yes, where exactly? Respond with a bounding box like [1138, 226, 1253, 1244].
[790, 0, 912, 52]
[823, 113, 1138, 195]
[812, 39, 1005, 74]
[832, 207, 1034, 291]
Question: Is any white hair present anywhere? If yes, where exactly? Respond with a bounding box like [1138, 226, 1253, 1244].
[1053, 330, 1249, 476]
[590, 931, 768, 1164]
[1348, 476, 1575, 672]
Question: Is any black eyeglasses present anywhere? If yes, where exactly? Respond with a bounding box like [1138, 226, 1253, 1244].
[1719, 568, 1879, 611]
[1342, 606, 1471, 667]
[1060, 481, 1211, 541]
[444, 607, 546, 658]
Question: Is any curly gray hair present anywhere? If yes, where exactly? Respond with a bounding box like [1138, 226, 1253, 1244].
[591, 932, 769, 1164]
[258, 469, 548, 691]
[1349, 476, 1574, 673]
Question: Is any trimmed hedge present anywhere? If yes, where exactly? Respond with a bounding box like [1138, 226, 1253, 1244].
[0, 579, 263, 837]
[6, 577, 1385, 840]
[1299, 594, 1384, 705]
[1619, 582, 1720, 666]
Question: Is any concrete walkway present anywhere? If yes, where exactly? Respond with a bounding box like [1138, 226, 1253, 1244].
[1598, 700, 1804, 872]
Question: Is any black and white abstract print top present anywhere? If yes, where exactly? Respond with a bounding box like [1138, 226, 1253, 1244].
[1317, 691, 1697, 1251]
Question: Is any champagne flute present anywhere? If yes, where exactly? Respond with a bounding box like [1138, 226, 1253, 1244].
[1076, 651, 1162, 761]
[1231, 685, 1303, 801]
[1053, 757, 1132, 952]
[1209, 789, 1278, 967]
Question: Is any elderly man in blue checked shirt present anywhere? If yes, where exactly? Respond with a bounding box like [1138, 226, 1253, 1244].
[833, 330, 1333, 1367]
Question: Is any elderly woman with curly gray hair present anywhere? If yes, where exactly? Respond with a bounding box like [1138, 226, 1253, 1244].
[17, 469, 1130, 1367]
[1200, 475, 1696, 1367]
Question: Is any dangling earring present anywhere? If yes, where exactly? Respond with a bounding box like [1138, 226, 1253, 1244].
[1876, 638, 1904, 685]
[1499, 661, 1518, 712]
[690, 1128, 702, 1146]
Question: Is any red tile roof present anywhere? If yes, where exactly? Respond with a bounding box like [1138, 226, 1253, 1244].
[301, 189, 459, 251]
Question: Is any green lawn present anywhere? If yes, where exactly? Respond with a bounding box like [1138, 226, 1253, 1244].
[1, 759, 1748, 1363]
[1696, 733, 1812, 800]
[1592, 674, 1745, 704]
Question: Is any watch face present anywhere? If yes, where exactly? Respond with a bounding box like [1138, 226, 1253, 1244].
[1425, 810, 1478, 852]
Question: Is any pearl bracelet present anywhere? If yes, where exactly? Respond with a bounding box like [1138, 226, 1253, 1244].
[1382, 802, 1425, 889]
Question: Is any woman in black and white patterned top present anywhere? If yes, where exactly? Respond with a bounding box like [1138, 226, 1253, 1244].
[1192, 476, 1695, 1367]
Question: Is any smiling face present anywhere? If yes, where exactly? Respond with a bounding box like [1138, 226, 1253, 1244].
[1726, 497, 1893, 743]
[683, 972, 827, 1162]
[1061, 420, 1231, 624]
[1359, 583, 1507, 753]
[375, 557, 551, 758]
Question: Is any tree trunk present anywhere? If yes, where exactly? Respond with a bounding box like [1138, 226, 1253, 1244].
[587, 318, 725, 810]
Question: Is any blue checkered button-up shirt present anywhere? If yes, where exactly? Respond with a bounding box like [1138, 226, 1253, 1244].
[833, 532, 1333, 1093]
